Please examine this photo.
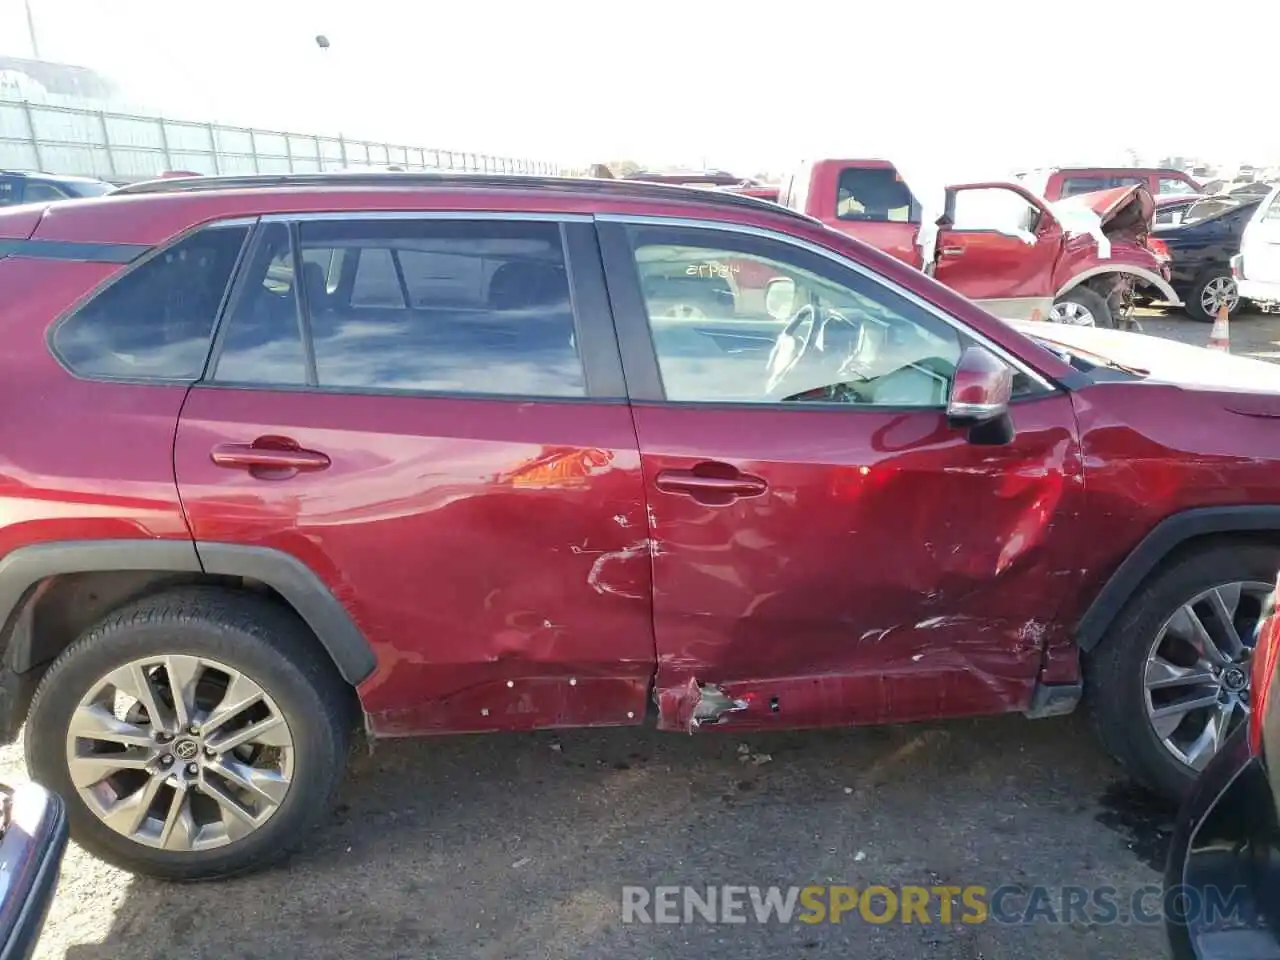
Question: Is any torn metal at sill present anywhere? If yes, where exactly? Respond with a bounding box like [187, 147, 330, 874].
[659, 677, 748, 734]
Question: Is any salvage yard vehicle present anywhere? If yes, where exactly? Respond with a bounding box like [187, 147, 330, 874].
[1234, 184, 1280, 313]
[1019, 165, 1203, 201]
[1, 172, 1279, 881]
[0, 170, 113, 206]
[780, 158, 1177, 328]
[1152, 194, 1263, 322]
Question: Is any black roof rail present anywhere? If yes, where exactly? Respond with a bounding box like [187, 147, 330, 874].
[110, 172, 819, 224]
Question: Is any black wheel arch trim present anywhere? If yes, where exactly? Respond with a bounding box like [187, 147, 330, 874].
[0, 539, 375, 685]
[195, 542, 376, 685]
[1076, 506, 1280, 652]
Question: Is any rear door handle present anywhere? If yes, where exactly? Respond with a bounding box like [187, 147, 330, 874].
[656, 464, 767, 505]
[211, 437, 330, 476]
[940, 244, 966, 256]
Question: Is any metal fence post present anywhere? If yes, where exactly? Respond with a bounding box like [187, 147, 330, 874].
[247, 128, 261, 173]
[339, 135, 348, 168]
[284, 135, 293, 173]
[19, 100, 43, 170]
[98, 111, 117, 178]
[156, 118, 174, 172]
[207, 123, 221, 175]
[314, 134, 323, 171]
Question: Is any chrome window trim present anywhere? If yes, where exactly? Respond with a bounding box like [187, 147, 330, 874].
[596, 212, 1057, 393]
[261, 211, 592, 224]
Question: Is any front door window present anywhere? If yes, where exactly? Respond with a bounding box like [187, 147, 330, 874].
[630, 232, 965, 408]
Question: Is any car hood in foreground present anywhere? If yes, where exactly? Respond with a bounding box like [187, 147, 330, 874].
[1006, 320, 1280, 396]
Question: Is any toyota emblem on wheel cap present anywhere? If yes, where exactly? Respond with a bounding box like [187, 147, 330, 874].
[173, 739, 199, 761]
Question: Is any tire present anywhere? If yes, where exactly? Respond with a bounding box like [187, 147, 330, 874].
[1085, 542, 1280, 801]
[1183, 269, 1240, 323]
[1051, 286, 1114, 328]
[25, 587, 352, 880]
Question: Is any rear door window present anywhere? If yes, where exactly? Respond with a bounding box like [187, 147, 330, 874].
[209, 222, 309, 386]
[0, 178, 17, 206]
[211, 218, 587, 398]
[836, 167, 919, 223]
[52, 223, 250, 380]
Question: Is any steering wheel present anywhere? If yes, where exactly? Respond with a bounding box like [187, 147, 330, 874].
[764, 304, 864, 399]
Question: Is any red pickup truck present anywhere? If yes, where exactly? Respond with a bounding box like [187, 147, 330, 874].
[779, 159, 1178, 329]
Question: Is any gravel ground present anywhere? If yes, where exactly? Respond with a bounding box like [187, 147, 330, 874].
[1137, 304, 1280, 360]
[12, 307, 1280, 960]
[3, 715, 1176, 960]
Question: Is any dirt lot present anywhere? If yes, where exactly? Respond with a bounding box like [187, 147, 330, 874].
[0, 717, 1177, 960]
[1137, 305, 1280, 361]
[10, 308, 1280, 960]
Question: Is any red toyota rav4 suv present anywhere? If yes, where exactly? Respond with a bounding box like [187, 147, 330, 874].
[1, 173, 1278, 881]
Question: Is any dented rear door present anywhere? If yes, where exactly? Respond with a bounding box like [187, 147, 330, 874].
[175, 214, 654, 736]
[598, 218, 1084, 733]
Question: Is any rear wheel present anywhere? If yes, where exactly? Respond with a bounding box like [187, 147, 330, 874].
[1184, 270, 1240, 323]
[1085, 543, 1279, 800]
[25, 587, 351, 880]
[1050, 286, 1114, 328]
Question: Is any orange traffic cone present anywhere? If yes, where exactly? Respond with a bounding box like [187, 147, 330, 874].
[1208, 302, 1230, 352]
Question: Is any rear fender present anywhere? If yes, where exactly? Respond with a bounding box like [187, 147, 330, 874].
[0, 539, 378, 743]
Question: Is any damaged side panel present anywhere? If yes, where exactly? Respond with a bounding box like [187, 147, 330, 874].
[176, 389, 658, 739]
[637, 395, 1086, 734]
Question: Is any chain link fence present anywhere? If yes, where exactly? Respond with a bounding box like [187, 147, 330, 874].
[0, 96, 560, 183]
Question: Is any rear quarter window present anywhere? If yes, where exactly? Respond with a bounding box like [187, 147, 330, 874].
[51, 224, 249, 380]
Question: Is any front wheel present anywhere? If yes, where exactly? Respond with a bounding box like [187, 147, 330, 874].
[1050, 286, 1114, 328]
[1184, 270, 1240, 323]
[25, 588, 352, 880]
[1085, 543, 1280, 800]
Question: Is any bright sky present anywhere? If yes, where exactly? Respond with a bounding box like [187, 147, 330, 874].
[2, 0, 1277, 175]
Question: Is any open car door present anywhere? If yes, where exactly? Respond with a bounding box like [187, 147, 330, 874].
[931, 183, 1063, 321]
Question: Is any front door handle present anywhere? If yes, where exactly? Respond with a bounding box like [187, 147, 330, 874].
[656, 463, 767, 506]
[940, 244, 966, 257]
[210, 437, 331, 477]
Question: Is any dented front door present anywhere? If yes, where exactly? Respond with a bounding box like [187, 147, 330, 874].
[598, 219, 1084, 734]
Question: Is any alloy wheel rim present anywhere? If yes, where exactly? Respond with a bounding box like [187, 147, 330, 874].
[1143, 581, 1272, 771]
[1049, 301, 1096, 326]
[65, 654, 295, 851]
[1200, 277, 1239, 317]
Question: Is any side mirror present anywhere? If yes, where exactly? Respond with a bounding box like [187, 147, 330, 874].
[947, 346, 1014, 441]
[764, 277, 797, 321]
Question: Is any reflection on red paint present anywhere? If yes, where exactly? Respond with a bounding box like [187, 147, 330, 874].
[499, 448, 615, 488]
